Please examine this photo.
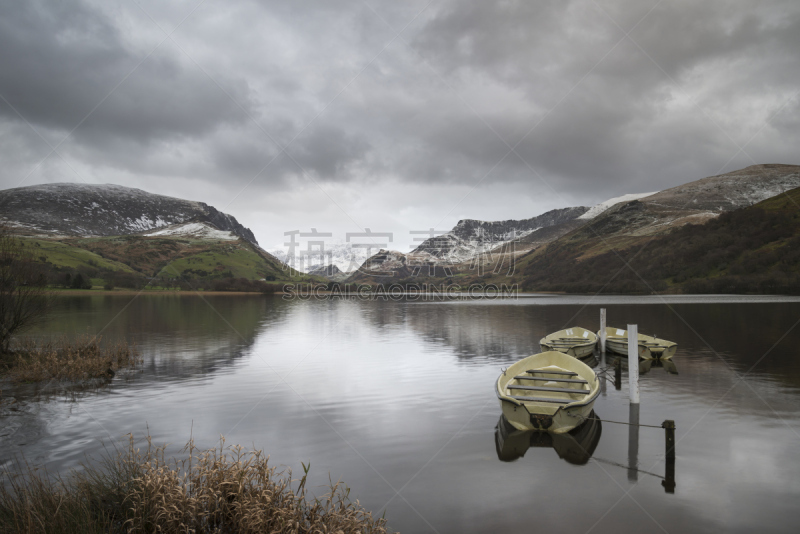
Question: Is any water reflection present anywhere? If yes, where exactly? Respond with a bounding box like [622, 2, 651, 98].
[494, 413, 603, 465]
[23, 294, 295, 384]
[3, 295, 800, 533]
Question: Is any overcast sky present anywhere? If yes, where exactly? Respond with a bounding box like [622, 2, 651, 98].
[1, 0, 798, 251]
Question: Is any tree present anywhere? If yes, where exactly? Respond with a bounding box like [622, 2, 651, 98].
[0, 226, 52, 352]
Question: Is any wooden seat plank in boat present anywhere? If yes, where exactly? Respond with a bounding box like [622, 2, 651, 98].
[508, 396, 573, 404]
[514, 375, 588, 384]
[507, 384, 591, 395]
[525, 369, 578, 376]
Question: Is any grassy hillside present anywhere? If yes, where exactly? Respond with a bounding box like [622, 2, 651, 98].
[512, 186, 800, 294]
[18, 234, 313, 290]
[20, 238, 138, 274]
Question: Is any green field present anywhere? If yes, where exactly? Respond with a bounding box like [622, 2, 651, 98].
[20, 238, 138, 273]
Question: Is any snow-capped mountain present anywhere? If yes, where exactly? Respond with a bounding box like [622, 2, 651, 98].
[0, 183, 258, 244]
[642, 164, 800, 211]
[410, 206, 588, 263]
[270, 241, 375, 274]
[583, 164, 800, 238]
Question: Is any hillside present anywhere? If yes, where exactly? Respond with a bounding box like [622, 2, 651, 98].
[514, 185, 800, 294]
[16, 224, 307, 290]
[0, 183, 257, 244]
[1, 183, 312, 290]
[346, 164, 800, 293]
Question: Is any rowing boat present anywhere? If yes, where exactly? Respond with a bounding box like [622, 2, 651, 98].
[495, 351, 600, 433]
[599, 327, 677, 360]
[540, 326, 598, 359]
[494, 411, 602, 465]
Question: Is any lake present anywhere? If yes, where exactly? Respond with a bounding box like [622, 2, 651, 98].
[3, 293, 800, 533]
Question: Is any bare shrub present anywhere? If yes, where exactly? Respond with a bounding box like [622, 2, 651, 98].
[0, 335, 140, 383]
[0, 436, 391, 533]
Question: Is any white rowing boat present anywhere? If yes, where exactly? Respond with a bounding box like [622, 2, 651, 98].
[599, 327, 678, 360]
[540, 326, 598, 359]
[495, 351, 600, 433]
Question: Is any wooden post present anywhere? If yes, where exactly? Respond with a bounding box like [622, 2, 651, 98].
[662, 419, 676, 493]
[628, 324, 640, 404]
[662, 419, 675, 459]
[614, 358, 621, 390]
[599, 308, 607, 353]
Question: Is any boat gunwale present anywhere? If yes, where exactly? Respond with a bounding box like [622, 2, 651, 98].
[495, 353, 601, 411]
[599, 327, 676, 349]
[539, 328, 598, 350]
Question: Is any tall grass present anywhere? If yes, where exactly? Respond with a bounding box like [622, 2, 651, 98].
[0, 436, 391, 533]
[0, 336, 140, 383]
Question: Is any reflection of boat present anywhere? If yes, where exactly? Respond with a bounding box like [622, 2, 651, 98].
[496, 351, 600, 433]
[639, 358, 679, 375]
[495, 412, 602, 465]
[599, 327, 677, 360]
[540, 327, 598, 359]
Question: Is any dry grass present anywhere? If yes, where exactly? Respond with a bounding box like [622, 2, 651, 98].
[0, 436, 392, 534]
[0, 336, 141, 383]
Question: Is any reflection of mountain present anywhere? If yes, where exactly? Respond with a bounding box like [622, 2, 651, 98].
[25, 295, 293, 382]
[495, 413, 602, 465]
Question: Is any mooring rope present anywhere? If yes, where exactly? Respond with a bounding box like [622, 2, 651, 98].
[583, 416, 665, 429]
[591, 457, 666, 479]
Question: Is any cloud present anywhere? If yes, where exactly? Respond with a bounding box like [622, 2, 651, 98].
[0, 0, 799, 248]
[0, 0, 250, 142]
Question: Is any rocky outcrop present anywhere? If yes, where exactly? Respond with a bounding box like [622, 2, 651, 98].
[411, 206, 588, 262]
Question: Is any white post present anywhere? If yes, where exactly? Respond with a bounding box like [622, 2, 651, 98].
[599, 308, 607, 353]
[628, 324, 640, 404]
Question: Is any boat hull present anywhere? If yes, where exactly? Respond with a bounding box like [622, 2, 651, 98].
[496, 351, 600, 434]
[600, 327, 677, 360]
[499, 397, 596, 434]
[539, 342, 596, 359]
[539, 326, 598, 360]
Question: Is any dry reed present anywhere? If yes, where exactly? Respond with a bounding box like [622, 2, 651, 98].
[0, 335, 141, 383]
[0, 436, 391, 533]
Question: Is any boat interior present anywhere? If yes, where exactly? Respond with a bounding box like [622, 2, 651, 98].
[505, 364, 592, 405]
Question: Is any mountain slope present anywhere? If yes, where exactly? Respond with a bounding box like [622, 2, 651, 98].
[411, 206, 588, 262]
[1, 183, 313, 288]
[0, 183, 257, 244]
[515, 184, 800, 294]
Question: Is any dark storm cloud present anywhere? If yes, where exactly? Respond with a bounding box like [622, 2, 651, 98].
[0, 0, 799, 217]
[408, 1, 800, 195]
[0, 0, 250, 142]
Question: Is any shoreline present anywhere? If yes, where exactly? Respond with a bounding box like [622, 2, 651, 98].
[51, 289, 271, 296]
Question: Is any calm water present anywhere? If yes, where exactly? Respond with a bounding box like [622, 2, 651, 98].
[3, 293, 800, 533]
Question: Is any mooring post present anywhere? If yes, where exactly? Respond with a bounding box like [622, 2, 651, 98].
[614, 358, 622, 390]
[662, 419, 676, 493]
[663, 419, 675, 459]
[628, 324, 640, 404]
[599, 308, 607, 353]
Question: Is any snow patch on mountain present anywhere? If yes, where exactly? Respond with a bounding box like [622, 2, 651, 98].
[145, 222, 238, 241]
[578, 192, 658, 220]
[270, 242, 374, 273]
